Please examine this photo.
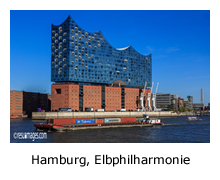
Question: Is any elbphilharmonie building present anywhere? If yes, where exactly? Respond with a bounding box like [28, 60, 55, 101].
[51, 16, 152, 111]
[51, 16, 152, 87]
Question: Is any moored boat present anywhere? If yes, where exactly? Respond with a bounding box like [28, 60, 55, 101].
[187, 116, 200, 121]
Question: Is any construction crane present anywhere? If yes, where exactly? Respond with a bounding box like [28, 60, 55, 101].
[147, 82, 154, 111]
[152, 82, 159, 111]
[139, 81, 147, 112]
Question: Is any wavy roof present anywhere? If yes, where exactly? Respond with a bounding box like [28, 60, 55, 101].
[52, 15, 147, 56]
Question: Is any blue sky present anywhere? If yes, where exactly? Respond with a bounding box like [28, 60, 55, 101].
[10, 10, 210, 105]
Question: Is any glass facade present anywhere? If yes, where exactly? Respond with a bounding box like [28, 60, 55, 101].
[51, 16, 152, 87]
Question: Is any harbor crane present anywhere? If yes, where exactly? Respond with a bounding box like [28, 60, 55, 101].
[152, 82, 159, 111]
[139, 81, 147, 112]
[147, 82, 154, 111]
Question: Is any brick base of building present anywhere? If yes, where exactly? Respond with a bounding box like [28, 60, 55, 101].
[51, 84, 151, 112]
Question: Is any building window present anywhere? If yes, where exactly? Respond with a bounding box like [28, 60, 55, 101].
[56, 89, 61, 94]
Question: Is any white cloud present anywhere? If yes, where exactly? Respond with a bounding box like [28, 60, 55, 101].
[166, 47, 180, 53]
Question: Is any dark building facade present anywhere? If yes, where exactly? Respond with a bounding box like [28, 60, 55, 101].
[23, 92, 50, 117]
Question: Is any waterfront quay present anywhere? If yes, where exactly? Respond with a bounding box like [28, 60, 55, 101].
[32, 111, 193, 120]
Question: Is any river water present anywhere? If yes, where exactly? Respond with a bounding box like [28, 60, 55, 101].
[10, 116, 210, 143]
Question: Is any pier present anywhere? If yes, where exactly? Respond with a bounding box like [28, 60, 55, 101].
[32, 111, 194, 120]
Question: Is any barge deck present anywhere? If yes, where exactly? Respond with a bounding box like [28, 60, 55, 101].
[35, 123, 153, 131]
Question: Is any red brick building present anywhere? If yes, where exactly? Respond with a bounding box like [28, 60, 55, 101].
[10, 90, 50, 117]
[83, 85, 101, 111]
[51, 84, 79, 111]
[10, 90, 23, 116]
[124, 88, 139, 111]
[50, 84, 151, 112]
[105, 86, 121, 111]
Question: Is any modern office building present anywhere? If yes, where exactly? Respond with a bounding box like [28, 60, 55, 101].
[193, 103, 204, 111]
[155, 93, 171, 109]
[171, 94, 178, 110]
[51, 16, 152, 111]
[186, 95, 193, 109]
[187, 95, 193, 103]
[184, 100, 193, 109]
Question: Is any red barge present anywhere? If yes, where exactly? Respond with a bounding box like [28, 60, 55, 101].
[34, 115, 163, 131]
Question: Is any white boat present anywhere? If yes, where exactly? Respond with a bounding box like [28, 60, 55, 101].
[142, 114, 163, 125]
[187, 116, 200, 121]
